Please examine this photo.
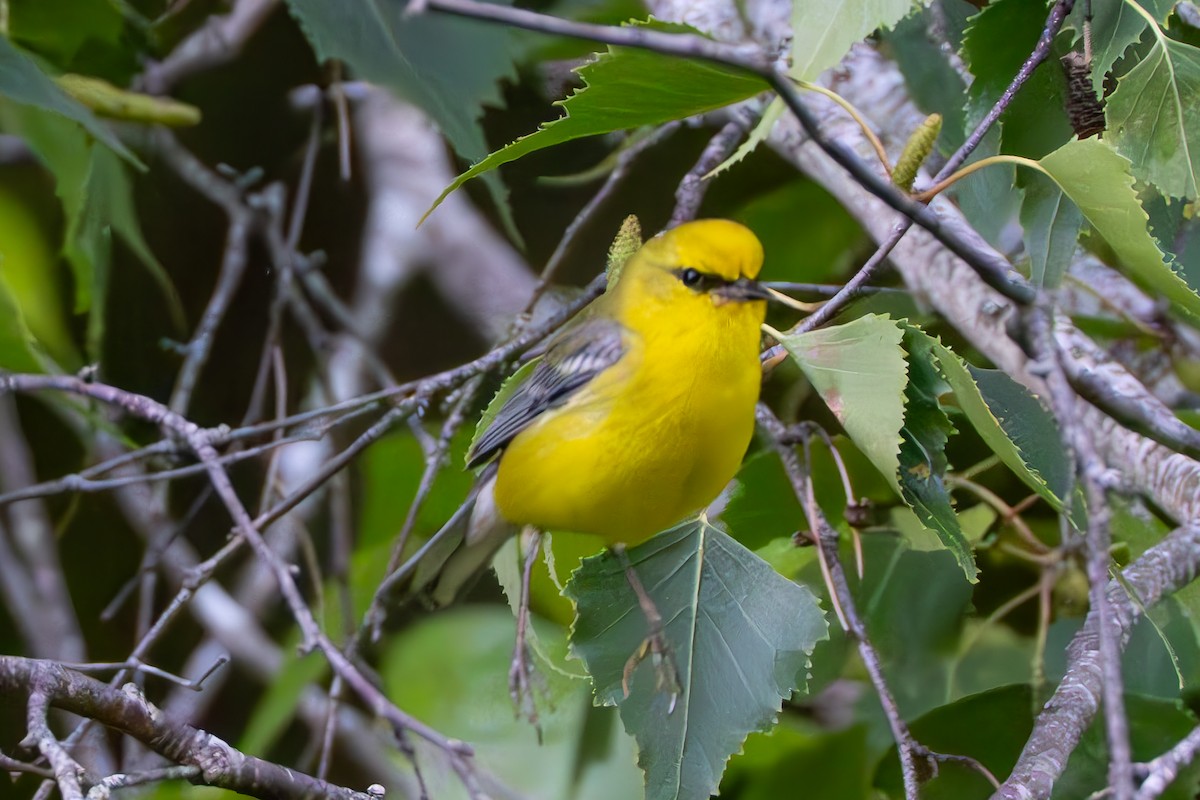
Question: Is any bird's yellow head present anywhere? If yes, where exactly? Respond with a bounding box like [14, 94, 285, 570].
[612, 219, 769, 328]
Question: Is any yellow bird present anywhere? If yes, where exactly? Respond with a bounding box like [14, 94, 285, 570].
[474, 218, 767, 537]
[417, 218, 769, 606]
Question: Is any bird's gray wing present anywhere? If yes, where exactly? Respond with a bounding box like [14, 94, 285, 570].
[466, 317, 625, 469]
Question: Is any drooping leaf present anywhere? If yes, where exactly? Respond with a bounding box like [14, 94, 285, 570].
[931, 341, 1069, 508]
[1036, 138, 1200, 321]
[0, 36, 140, 166]
[790, 0, 929, 82]
[898, 326, 974, 582]
[1076, 0, 1175, 94]
[1019, 170, 1083, 289]
[423, 20, 768, 222]
[286, 0, 524, 238]
[1106, 31, 1200, 200]
[566, 520, 828, 800]
[0, 185, 72, 370]
[0, 103, 182, 357]
[768, 314, 908, 492]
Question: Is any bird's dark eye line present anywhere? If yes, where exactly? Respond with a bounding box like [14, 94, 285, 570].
[673, 267, 727, 292]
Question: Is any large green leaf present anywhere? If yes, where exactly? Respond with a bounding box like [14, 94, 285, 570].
[1106, 30, 1200, 200]
[1036, 138, 1200, 322]
[790, 0, 929, 82]
[423, 20, 768, 222]
[286, 0, 523, 238]
[1018, 170, 1083, 289]
[769, 314, 909, 492]
[1076, 0, 1175, 94]
[566, 520, 828, 800]
[0, 36, 139, 166]
[898, 327, 974, 582]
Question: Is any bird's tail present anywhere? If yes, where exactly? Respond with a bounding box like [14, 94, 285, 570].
[392, 463, 519, 607]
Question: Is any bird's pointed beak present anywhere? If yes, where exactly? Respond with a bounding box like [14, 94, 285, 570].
[714, 277, 772, 303]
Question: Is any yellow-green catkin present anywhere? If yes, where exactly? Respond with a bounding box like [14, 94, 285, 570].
[55, 74, 202, 127]
[892, 113, 942, 193]
[606, 215, 642, 289]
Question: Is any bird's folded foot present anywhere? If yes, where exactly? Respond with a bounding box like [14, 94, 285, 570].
[622, 626, 682, 713]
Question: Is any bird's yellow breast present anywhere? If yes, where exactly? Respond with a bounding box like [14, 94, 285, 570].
[493, 269, 765, 545]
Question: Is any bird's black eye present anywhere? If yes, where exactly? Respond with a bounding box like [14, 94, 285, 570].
[680, 268, 702, 288]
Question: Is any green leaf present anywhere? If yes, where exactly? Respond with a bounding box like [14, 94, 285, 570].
[706, 96, 782, 180]
[0, 185, 71, 370]
[723, 720, 872, 800]
[885, 10, 968, 152]
[1055, 694, 1200, 800]
[286, 0, 523, 239]
[1019, 170, 1083, 289]
[423, 20, 768, 222]
[1076, 0, 1175, 94]
[0, 36, 140, 167]
[962, 0, 1073, 159]
[769, 314, 909, 492]
[734, 177, 866, 284]
[0, 278, 46, 372]
[875, 684, 1034, 799]
[492, 535, 590, 679]
[467, 359, 540, 467]
[898, 326, 975, 583]
[566, 519, 828, 800]
[790, 0, 929, 82]
[0, 103, 182, 355]
[931, 342, 1069, 508]
[382, 607, 641, 800]
[238, 645, 328, 756]
[1106, 32, 1200, 199]
[1036, 138, 1200, 322]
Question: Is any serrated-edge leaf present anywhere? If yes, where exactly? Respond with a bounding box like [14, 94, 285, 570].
[565, 520, 828, 800]
[0, 36, 141, 168]
[770, 314, 909, 491]
[492, 536, 589, 680]
[1106, 34, 1200, 200]
[422, 19, 768, 223]
[898, 324, 976, 582]
[790, 0, 930, 82]
[930, 341, 1064, 509]
[1074, 0, 1176, 94]
[1036, 138, 1200, 321]
[705, 96, 782, 180]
